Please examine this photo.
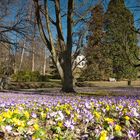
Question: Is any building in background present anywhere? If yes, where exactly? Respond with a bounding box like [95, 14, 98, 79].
[73, 54, 86, 69]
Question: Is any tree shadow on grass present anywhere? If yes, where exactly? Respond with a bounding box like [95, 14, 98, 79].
[0, 86, 140, 97]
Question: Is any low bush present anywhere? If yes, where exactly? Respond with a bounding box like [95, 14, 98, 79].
[11, 71, 49, 82]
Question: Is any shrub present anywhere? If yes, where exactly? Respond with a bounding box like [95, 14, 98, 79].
[39, 75, 49, 82]
[11, 71, 49, 82]
[30, 71, 40, 82]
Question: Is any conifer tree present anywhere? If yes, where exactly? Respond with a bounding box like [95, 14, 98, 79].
[104, 0, 138, 80]
[83, 4, 112, 80]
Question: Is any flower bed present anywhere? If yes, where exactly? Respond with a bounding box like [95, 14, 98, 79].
[0, 93, 139, 139]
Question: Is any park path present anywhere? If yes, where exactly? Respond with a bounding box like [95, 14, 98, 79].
[0, 87, 140, 96]
[76, 87, 140, 96]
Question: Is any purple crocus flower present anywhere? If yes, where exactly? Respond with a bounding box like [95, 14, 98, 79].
[64, 120, 74, 130]
[31, 112, 37, 118]
[128, 130, 137, 138]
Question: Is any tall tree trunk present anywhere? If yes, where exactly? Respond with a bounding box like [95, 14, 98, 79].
[32, 43, 35, 72]
[61, 0, 74, 92]
[61, 53, 74, 92]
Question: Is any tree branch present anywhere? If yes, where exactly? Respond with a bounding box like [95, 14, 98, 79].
[44, 0, 58, 61]
[33, 0, 52, 52]
[40, 8, 56, 26]
[54, 0, 65, 51]
[67, 0, 73, 52]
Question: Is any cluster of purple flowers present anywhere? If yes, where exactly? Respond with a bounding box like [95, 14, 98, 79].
[0, 92, 139, 139]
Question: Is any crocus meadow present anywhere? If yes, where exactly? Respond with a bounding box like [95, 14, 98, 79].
[0, 92, 139, 140]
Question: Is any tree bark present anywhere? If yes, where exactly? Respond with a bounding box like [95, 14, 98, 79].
[61, 53, 75, 92]
[61, 0, 74, 92]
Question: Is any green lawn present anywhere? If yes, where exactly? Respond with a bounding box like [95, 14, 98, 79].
[79, 80, 140, 88]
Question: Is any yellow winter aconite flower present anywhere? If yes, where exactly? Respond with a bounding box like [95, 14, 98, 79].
[94, 111, 101, 119]
[73, 113, 78, 122]
[12, 118, 18, 124]
[2, 110, 13, 119]
[57, 121, 63, 128]
[90, 102, 94, 107]
[105, 118, 114, 124]
[123, 108, 127, 114]
[12, 118, 25, 127]
[13, 108, 20, 114]
[33, 123, 39, 131]
[0, 116, 3, 122]
[106, 105, 110, 111]
[19, 121, 25, 128]
[100, 130, 108, 140]
[115, 125, 122, 131]
[46, 108, 49, 112]
[41, 111, 46, 119]
[68, 105, 73, 110]
[124, 116, 130, 120]
[119, 105, 123, 109]
[31, 136, 35, 140]
[112, 105, 115, 109]
[137, 100, 140, 105]
[23, 111, 30, 119]
[65, 109, 70, 115]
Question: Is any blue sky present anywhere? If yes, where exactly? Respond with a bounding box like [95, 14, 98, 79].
[4, 0, 140, 46]
[103, 0, 140, 28]
[8, 0, 140, 29]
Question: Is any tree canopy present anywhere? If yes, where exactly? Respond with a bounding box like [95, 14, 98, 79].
[82, 0, 139, 81]
[104, 0, 138, 80]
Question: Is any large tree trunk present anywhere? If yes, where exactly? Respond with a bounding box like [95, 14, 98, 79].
[60, 0, 74, 92]
[61, 53, 74, 92]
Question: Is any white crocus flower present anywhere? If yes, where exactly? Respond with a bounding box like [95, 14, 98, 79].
[5, 125, 12, 132]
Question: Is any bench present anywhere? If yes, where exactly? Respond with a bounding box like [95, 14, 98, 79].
[109, 78, 116, 82]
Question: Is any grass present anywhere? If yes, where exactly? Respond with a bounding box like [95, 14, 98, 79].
[78, 90, 111, 96]
[79, 80, 140, 88]
[5, 79, 140, 97]
[78, 91, 135, 96]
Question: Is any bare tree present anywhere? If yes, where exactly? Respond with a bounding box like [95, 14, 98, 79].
[0, 0, 33, 89]
[33, 0, 94, 92]
[0, 1, 31, 44]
